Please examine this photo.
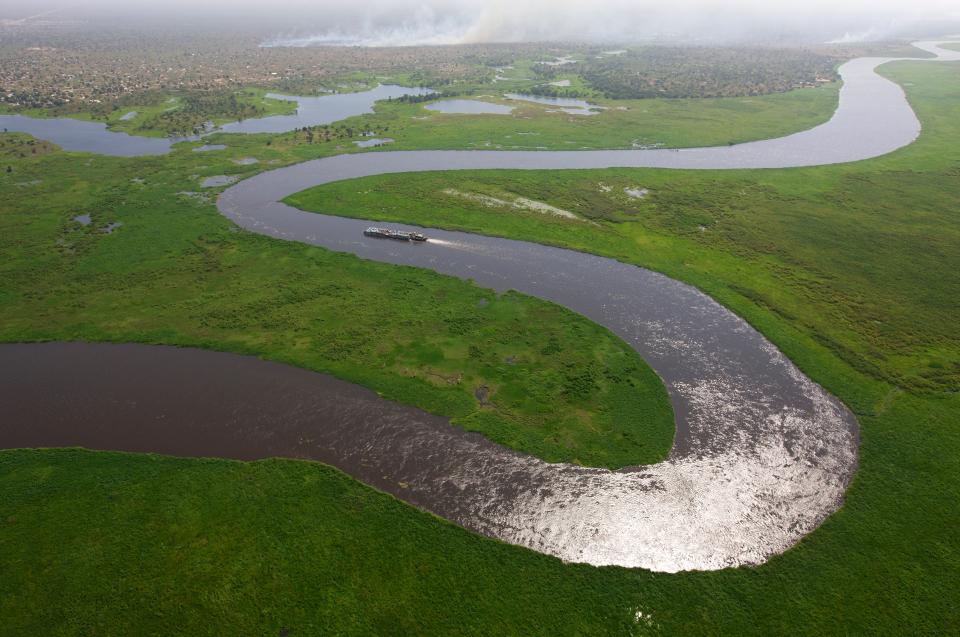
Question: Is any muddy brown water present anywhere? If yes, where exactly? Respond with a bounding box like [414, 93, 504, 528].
[3, 42, 959, 572]
[0, 342, 483, 506]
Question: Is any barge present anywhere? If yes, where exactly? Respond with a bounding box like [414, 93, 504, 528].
[364, 226, 428, 242]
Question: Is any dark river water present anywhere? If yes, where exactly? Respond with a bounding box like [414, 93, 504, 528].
[0, 114, 175, 156]
[217, 85, 434, 134]
[3, 41, 958, 572]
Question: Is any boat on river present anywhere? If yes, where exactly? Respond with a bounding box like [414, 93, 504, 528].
[364, 226, 428, 242]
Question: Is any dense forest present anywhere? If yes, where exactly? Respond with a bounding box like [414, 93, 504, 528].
[577, 47, 838, 99]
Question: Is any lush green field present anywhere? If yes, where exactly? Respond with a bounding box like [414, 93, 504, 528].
[1, 60, 959, 635]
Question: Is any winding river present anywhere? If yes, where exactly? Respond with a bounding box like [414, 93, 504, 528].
[3, 41, 958, 572]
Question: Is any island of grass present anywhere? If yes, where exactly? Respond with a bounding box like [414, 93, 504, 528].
[1, 59, 959, 634]
[0, 87, 301, 139]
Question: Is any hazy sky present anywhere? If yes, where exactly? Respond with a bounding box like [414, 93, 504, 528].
[4, 1, 959, 45]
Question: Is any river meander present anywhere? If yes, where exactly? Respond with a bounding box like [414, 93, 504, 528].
[3, 41, 958, 572]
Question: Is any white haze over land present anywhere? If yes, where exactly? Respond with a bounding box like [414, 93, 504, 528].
[2, 1, 959, 46]
[254, 0, 960, 47]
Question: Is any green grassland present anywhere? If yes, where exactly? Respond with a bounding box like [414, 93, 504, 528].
[1, 59, 959, 634]
[374, 83, 840, 150]
[248, 81, 840, 152]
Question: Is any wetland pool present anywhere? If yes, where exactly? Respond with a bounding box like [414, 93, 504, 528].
[0, 85, 434, 156]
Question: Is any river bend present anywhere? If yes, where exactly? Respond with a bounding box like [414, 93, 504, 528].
[5, 41, 959, 572]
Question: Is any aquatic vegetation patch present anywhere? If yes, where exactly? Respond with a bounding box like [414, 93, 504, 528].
[440, 188, 580, 220]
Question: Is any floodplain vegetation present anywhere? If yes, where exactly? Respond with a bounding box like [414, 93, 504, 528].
[1, 72, 841, 150]
[380, 81, 839, 150]
[1, 58, 959, 635]
[129, 89, 299, 137]
[0, 133, 56, 161]
[3, 88, 299, 139]
[1, 22, 869, 143]
[270, 76, 840, 153]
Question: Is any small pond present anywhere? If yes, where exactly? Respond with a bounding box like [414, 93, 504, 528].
[201, 175, 239, 188]
[503, 93, 603, 116]
[538, 55, 577, 66]
[193, 144, 226, 152]
[353, 138, 394, 148]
